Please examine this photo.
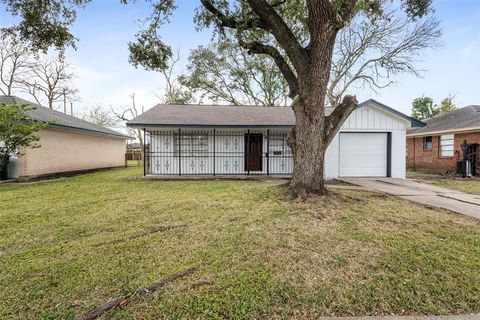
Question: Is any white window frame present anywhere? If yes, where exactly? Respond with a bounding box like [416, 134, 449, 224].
[439, 134, 454, 158]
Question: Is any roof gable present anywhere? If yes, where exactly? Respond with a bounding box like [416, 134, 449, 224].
[0, 95, 130, 139]
[343, 101, 411, 130]
[358, 99, 425, 128]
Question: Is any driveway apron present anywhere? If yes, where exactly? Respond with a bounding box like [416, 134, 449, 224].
[340, 178, 480, 220]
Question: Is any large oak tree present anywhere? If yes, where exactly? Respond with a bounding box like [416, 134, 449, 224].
[0, 0, 434, 197]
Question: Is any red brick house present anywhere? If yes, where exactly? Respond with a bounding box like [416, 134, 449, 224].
[406, 105, 480, 175]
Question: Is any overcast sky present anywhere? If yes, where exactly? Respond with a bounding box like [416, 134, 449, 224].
[1, 0, 479, 117]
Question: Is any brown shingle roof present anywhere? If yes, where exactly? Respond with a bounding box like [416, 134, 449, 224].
[407, 105, 480, 136]
[127, 100, 424, 128]
[127, 104, 298, 127]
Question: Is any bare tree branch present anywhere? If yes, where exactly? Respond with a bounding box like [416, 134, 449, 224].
[200, 0, 308, 77]
[327, 12, 440, 107]
[111, 93, 145, 157]
[237, 36, 298, 98]
[155, 50, 193, 104]
[244, 0, 309, 75]
[19, 57, 78, 109]
[180, 41, 290, 106]
[0, 35, 35, 95]
[324, 94, 357, 144]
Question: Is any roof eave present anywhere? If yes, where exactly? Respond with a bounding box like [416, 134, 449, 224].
[126, 123, 294, 129]
[47, 123, 132, 139]
[407, 126, 480, 137]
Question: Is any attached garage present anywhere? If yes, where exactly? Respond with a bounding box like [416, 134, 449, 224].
[324, 100, 425, 179]
[127, 99, 424, 179]
[338, 132, 390, 177]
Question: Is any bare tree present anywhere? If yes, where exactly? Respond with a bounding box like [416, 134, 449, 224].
[328, 12, 440, 107]
[20, 57, 77, 109]
[155, 51, 193, 105]
[82, 105, 119, 128]
[0, 35, 34, 96]
[111, 93, 144, 155]
[180, 40, 290, 106]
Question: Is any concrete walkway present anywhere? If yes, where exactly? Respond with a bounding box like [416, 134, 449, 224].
[317, 315, 479, 320]
[340, 178, 480, 220]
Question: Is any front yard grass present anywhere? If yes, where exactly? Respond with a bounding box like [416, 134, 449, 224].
[1, 167, 479, 319]
[407, 169, 480, 195]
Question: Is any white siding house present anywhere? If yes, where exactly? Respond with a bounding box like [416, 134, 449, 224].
[127, 100, 424, 179]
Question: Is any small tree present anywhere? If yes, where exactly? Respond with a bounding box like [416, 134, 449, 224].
[0, 104, 45, 173]
[411, 95, 457, 120]
[411, 96, 436, 120]
[438, 94, 456, 114]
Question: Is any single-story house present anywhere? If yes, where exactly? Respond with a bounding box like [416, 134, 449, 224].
[406, 105, 480, 175]
[1, 95, 130, 180]
[127, 99, 424, 179]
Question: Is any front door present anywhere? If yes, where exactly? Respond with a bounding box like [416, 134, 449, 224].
[245, 133, 263, 172]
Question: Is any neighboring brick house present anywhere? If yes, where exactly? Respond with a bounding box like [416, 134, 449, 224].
[406, 105, 480, 175]
[1, 95, 130, 180]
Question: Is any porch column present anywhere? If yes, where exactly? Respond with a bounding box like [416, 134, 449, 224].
[143, 128, 146, 176]
[213, 129, 216, 176]
[246, 129, 250, 176]
[267, 129, 270, 176]
[178, 128, 181, 176]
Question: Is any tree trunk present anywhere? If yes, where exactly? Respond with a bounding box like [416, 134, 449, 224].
[288, 98, 329, 198]
[287, 16, 338, 198]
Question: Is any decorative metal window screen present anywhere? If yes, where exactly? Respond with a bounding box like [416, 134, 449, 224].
[439, 134, 454, 157]
[174, 133, 208, 157]
[144, 129, 293, 175]
[269, 136, 286, 155]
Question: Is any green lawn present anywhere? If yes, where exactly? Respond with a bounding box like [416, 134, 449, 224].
[1, 167, 479, 319]
[407, 169, 480, 195]
[126, 159, 143, 167]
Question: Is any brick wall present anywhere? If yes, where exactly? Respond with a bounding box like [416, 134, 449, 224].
[17, 128, 126, 177]
[407, 131, 480, 172]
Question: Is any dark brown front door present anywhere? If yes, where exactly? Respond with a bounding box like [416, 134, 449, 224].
[245, 133, 263, 172]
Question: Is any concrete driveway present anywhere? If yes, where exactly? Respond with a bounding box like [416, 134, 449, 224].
[340, 178, 480, 220]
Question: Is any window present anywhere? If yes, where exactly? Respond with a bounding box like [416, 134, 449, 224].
[174, 133, 208, 157]
[269, 136, 285, 156]
[269, 134, 292, 156]
[439, 134, 454, 157]
[423, 136, 433, 150]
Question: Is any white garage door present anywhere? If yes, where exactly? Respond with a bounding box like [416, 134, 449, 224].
[339, 133, 388, 177]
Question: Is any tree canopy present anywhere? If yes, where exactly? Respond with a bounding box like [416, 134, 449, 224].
[411, 95, 456, 120]
[0, 0, 436, 197]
